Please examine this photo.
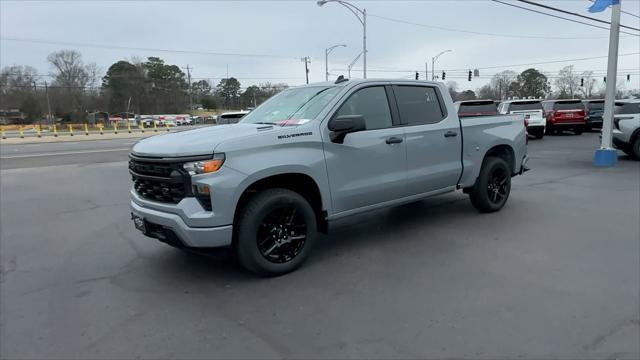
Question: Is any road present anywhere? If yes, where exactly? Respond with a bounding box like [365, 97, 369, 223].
[0, 138, 135, 169]
[1, 133, 638, 359]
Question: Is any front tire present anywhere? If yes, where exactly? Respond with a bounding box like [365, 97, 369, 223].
[235, 188, 317, 276]
[469, 157, 512, 213]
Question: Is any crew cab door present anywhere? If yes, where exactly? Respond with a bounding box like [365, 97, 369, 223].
[322, 85, 407, 214]
[391, 85, 462, 195]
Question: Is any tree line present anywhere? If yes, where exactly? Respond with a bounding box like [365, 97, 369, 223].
[447, 66, 633, 102]
[1, 49, 636, 124]
[0, 50, 288, 123]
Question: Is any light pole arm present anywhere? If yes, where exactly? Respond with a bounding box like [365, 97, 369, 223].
[334, 0, 365, 24]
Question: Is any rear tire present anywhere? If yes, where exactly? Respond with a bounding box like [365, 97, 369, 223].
[469, 157, 512, 213]
[574, 127, 583, 135]
[235, 188, 317, 276]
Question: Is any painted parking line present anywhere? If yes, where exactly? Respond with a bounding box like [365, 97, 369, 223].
[0, 148, 131, 159]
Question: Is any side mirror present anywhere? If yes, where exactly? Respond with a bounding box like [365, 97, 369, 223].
[328, 115, 366, 143]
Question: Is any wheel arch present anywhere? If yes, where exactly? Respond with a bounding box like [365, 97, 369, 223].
[484, 144, 516, 175]
[233, 172, 328, 234]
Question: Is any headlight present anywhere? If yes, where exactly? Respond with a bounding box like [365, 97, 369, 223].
[183, 153, 225, 175]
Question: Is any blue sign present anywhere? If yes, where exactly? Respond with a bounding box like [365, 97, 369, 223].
[588, 0, 620, 13]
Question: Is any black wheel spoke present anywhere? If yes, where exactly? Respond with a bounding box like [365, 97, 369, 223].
[257, 205, 307, 264]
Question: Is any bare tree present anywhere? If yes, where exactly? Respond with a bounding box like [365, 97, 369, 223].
[579, 71, 597, 98]
[490, 70, 517, 100]
[555, 65, 580, 99]
[445, 81, 459, 100]
[0, 65, 41, 121]
[47, 50, 90, 89]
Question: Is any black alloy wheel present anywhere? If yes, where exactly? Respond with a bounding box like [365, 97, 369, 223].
[257, 206, 307, 264]
[487, 167, 509, 206]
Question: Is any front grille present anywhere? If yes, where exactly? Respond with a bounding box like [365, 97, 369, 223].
[129, 155, 191, 204]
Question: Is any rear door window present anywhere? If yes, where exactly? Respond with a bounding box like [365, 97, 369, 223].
[393, 86, 445, 125]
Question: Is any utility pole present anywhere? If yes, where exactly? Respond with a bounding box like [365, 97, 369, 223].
[44, 81, 52, 124]
[425, 62, 428, 82]
[594, 1, 621, 167]
[184, 65, 193, 111]
[302, 57, 311, 84]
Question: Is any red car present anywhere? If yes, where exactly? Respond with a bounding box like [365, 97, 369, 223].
[541, 99, 586, 135]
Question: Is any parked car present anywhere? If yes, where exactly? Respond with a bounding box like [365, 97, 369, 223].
[140, 118, 161, 127]
[612, 99, 640, 159]
[129, 79, 528, 276]
[216, 111, 250, 125]
[582, 99, 605, 131]
[498, 99, 546, 139]
[541, 99, 586, 135]
[454, 100, 499, 118]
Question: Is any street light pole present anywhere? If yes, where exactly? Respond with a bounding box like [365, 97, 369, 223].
[431, 49, 452, 81]
[325, 44, 347, 81]
[348, 51, 363, 79]
[317, 0, 367, 78]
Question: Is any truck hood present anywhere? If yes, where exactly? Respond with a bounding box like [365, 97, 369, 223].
[131, 123, 280, 157]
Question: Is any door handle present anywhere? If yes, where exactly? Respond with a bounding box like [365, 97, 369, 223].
[444, 131, 458, 138]
[385, 136, 403, 144]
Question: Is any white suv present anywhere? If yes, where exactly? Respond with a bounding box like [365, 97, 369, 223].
[498, 100, 546, 139]
[612, 99, 640, 160]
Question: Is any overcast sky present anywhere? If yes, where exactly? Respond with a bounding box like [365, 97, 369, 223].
[1, 0, 639, 92]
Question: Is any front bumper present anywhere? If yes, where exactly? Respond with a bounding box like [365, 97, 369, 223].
[612, 131, 630, 151]
[131, 200, 233, 248]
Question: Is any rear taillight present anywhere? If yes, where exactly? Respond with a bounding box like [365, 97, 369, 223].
[524, 118, 529, 145]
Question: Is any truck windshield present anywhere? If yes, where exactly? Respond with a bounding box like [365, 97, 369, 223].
[240, 86, 341, 126]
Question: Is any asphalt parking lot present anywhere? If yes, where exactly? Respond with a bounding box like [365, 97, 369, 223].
[1, 132, 638, 359]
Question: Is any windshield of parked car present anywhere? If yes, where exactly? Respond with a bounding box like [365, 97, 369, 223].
[458, 101, 498, 117]
[509, 101, 542, 111]
[240, 86, 341, 126]
[585, 101, 604, 111]
[553, 101, 583, 110]
[615, 102, 640, 115]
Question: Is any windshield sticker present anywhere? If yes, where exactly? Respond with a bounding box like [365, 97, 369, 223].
[278, 132, 312, 140]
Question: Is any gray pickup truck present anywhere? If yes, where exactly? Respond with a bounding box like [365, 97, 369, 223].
[129, 79, 528, 275]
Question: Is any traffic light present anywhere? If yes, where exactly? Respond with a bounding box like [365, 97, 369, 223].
[415, 72, 419, 80]
[627, 74, 631, 82]
[468, 70, 472, 81]
[604, 76, 607, 83]
[580, 78, 584, 87]
[442, 71, 446, 80]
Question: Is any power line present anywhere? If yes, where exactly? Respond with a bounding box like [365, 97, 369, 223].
[367, 13, 609, 40]
[0, 37, 300, 59]
[332, 52, 640, 74]
[491, 0, 640, 37]
[516, 0, 640, 32]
